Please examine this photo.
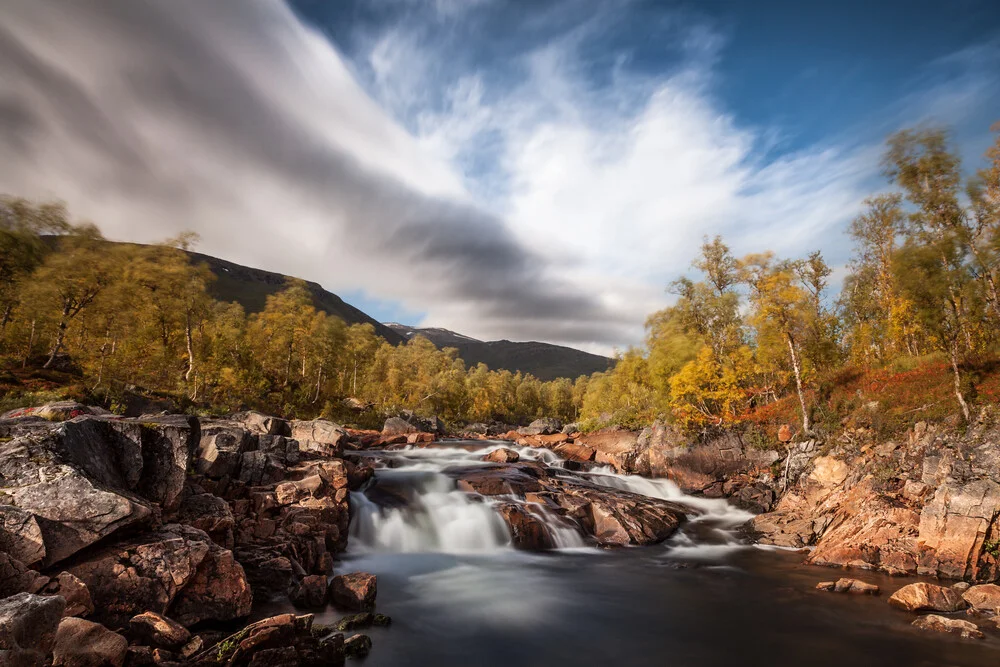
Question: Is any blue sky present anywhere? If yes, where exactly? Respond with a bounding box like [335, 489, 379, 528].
[2, 0, 999, 352]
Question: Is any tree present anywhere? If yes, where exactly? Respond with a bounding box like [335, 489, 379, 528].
[741, 253, 815, 433]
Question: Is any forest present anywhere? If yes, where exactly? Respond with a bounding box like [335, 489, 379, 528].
[1, 124, 998, 434]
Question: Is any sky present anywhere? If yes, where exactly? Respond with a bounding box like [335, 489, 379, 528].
[1, 1, 999, 355]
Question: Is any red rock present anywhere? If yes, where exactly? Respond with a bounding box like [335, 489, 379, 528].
[483, 448, 520, 463]
[552, 442, 595, 462]
[962, 583, 1000, 613]
[128, 612, 190, 649]
[888, 582, 967, 612]
[495, 503, 554, 550]
[329, 572, 376, 611]
[832, 578, 879, 595]
[778, 424, 793, 443]
[52, 617, 128, 667]
[41, 572, 94, 618]
[289, 575, 328, 609]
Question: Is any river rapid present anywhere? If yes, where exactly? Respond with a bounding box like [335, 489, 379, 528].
[262, 440, 1000, 667]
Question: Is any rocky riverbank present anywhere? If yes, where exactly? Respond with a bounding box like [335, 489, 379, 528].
[6, 404, 1000, 664]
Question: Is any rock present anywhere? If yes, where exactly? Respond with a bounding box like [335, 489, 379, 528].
[173, 492, 235, 549]
[128, 612, 190, 649]
[832, 578, 879, 595]
[343, 634, 372, 659]
[952, 581, 971, 593]
[452, 464, 545, 496]
[482, 448, 520, 463]
[41, 573, 94, 618]
[168, 537, 253, 627]
[916, 474, 1000, 580]
[329, 573, 376, 611]
[911, 614, 983, 640]
[231, 411, 290, 437]
[52, 618, 128, 666]
[778, 424, 793, 443]
[0, 432, 154, 567]
[815, 581, 835, 591]
[0, 505, 46, 567]
[519, 418, 562, 436]
[67, 525, 250, 629]
[0, 553, 49, 598]
[382, 417, 417, 436]
[888, 582, 967, 612]
[962, 584, 1000, 614]
[809, 456, 849, 487]
[289, 575, 328, 609]
[248, 647, 299, 666]
[333, 613, 373, 632]
[552, 442, 595, 463]
[2, 402, 110, 421]
[495, 503, 554, 551]
[290, 420, 347, 458]
[562, 423, 580, 435]
[194, 421, 254, 479]
[0, 593, 65, 663]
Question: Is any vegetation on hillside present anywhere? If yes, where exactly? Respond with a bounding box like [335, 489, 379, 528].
[2, 123, 998, 435]
[579, 123, 1000, 438]
[0, 205, 587, 425]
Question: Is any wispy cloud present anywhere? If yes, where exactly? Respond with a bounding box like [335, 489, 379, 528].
[1, 0, 995, 355]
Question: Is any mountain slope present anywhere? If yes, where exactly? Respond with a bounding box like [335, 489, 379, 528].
[187, 251, 406, 345]
[384, 323, 612, 381]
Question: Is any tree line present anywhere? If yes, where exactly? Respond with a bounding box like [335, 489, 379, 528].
[579, 124, 1000, 434]
[0, 206, 588, 425]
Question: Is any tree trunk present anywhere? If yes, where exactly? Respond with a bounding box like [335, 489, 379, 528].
[22, 318, 36, 368]
[0, 303, 12, 335]
[786, 333, 811, 434]
[184, 311, 195, 382]
[950, 342, 972, 422]
[43, 303, 72, 369]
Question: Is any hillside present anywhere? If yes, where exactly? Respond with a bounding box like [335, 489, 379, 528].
[385, 323, 612, 381]
[186, 251, 406, 345]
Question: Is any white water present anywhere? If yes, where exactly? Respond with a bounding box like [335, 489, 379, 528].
[349, 441, 750, 561]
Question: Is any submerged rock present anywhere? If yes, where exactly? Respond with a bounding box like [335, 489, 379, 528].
[911, 614, 983, 640]
[816, 578, 879, 595]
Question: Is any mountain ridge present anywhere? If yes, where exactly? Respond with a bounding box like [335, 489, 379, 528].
[384, 323, 612, 381]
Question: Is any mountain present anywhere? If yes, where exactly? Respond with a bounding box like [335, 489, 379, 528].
[384, 323, 612, 381]
[187, 251, 406, 345]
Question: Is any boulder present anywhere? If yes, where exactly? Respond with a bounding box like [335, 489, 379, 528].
[128, 612, 190, 649]
[173, 492, 235, 549]
[289, 575, 328, 609]
[962, 584, 1000, 614]
[381, 417, 417, 436]
[168, 537, 252, 627]
[0, 433, 154, 568]
[52, 617, 128, 667]
[482, 448, 520, 463]
[495, 503, 554, 551]
[888, 582, 967, 613]
[0, 593, 65, 664]
[911, 614, 983, 640]
[0, 553, 48, 598]
[809, 456, 850, 487]
[343, 634, 372, 659]
[552, 442, 595, 462]
[2, 402, 110, 421]
[519, 418, 562, 436]
[329, 573, 376, 611]
[41, 573, 94, 618]
[194, 421, 254, 479]
[67, 525, 250, 629]
[230, 411, 290, 437]
[0, 505, 46, 567]
[290, 420, 347, 457]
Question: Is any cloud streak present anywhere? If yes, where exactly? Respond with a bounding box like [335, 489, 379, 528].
[1, 0, 996, 355]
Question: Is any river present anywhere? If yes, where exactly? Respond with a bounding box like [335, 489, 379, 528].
[262, 441, 1000, 666]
